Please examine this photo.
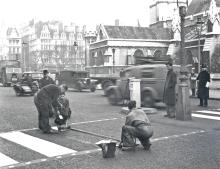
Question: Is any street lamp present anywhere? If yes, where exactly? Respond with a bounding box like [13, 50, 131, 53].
[112, 48, 115, 73]
[196, 17, 204, 73]
[73, 41, 78, 70]
[176, 5, 192, 121]
[22, 42, 28, 72]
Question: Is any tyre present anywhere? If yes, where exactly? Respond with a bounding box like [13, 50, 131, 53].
[142, 91, 154, 107]
[90, 86, 96, 92]
[107, 90, 119, 105]
[103, 81, 114, 96]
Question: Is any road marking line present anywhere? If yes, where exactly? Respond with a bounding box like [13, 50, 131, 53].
[0, 130, 206, 169]
[9, 117, 123, 134]
[192, 114, 220, 120]
[195, 110, 220, 115]
[0, 153, 18, 167]
[0, 131, 77, 157]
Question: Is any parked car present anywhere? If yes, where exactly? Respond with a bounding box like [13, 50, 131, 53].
[56, 70, 97, 92]
[105, 64, 180, 107]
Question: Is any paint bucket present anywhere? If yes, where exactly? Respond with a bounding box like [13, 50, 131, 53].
[96, 140, 117, 158]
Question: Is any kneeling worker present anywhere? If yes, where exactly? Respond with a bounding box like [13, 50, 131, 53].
[34, 84, 68, 134]
[119, 100, 153, 150]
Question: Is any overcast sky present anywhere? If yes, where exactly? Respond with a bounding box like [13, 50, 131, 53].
[0, 0, 151, 30]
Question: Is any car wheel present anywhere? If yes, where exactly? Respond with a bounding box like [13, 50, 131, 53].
[107, 90, 119, 105]
[103, 81, 114, 96]
[90, 86, 96, 92]
[142, 91, 154, 107]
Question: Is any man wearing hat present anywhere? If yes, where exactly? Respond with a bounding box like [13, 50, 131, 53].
[163, 61, 177, 118]
[197, 64, 210, 107]
[34, 84, 68, 134]
[39, 70, 55, 89]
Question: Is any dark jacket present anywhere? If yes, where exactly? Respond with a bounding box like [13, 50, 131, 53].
[163, 69, 177, 105]
[197, 70, 210, 99]
[36, 84, 62, 109]
[39, 76, 55, 89]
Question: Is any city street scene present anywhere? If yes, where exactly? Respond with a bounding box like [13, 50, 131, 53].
[0, 0, 220, 168]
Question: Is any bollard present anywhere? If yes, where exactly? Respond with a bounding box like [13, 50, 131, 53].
[129, 78, 141, 107]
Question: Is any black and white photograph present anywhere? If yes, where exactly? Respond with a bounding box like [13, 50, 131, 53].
[1, 0, 220, 168]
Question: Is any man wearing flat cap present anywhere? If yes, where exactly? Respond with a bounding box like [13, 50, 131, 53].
[197, 64, 210, 107]
[163, 61, 177, 118]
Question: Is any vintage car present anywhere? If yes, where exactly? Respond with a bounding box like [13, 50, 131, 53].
[13, 71, 42, 96]
[105, 64, 180, 107]
[56, 70, 97, 92]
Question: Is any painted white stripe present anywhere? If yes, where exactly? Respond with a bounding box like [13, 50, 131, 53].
[0, 152, 18, 167]
[0, 131, 77, 157]
[196, 110, 220, 115]
[192, 114, 220, 120]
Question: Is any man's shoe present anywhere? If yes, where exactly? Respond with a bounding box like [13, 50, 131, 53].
[164, 114, 169, 117]
[198, 104, 203, 107]
[44, 129, 59, 134]
[143, 143, 152, 151]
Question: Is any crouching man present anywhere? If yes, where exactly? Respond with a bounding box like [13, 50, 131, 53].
[54, 94, 72, 131]
[119, 100, 153, 150]
[34, 84, 68, 134]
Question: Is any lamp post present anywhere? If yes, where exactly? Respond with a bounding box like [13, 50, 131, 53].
[22, 42, 28, 72]
[112, 48, 115, 73]
[196, 17, 204, 73]
[176, 5, 192, 121]
[73, 41, 78, 70]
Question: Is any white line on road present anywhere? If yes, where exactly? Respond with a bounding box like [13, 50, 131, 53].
[192, 114, 220, 120]
[0, 131, 77, 157]
[195, 110, 220, 115]
[0, 153, 18, 167]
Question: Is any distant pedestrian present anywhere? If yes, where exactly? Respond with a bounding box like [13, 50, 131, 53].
[197, 64, 210, 107]
[163, 61, 177, 118]
[190, 68, 197, 97]
[34, 84, 68, 134]
[119, 100, 153, 151]
[39, 70, 55, 89]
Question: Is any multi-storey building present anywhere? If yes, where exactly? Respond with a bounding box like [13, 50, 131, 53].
[5, 28, 22, 62]
[21, 19, 92, 71]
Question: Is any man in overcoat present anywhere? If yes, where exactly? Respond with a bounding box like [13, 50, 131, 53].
[163, 62, 177, 118]
[39, 70, 55, 117]
[197, 64, 210, 107]
[39, 70, 55, 89]
[34, 84, 68, 134]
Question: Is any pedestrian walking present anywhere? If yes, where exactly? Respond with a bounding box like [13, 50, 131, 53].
[190, 68, 197, 97]
[39, 69, 55, 89]
[119, 100, 153, 151]
[34, 84, 68, 134]
[163, 61, 177, 118]
[197, 64, 210, 107]
[39, 69, 56, 117]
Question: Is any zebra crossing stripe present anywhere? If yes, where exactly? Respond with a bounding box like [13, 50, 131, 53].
[0, 131, 77, 157]
[0, 152, 18, 167]
[192, 114, 220, 120]
[195, 110, 220, 115]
